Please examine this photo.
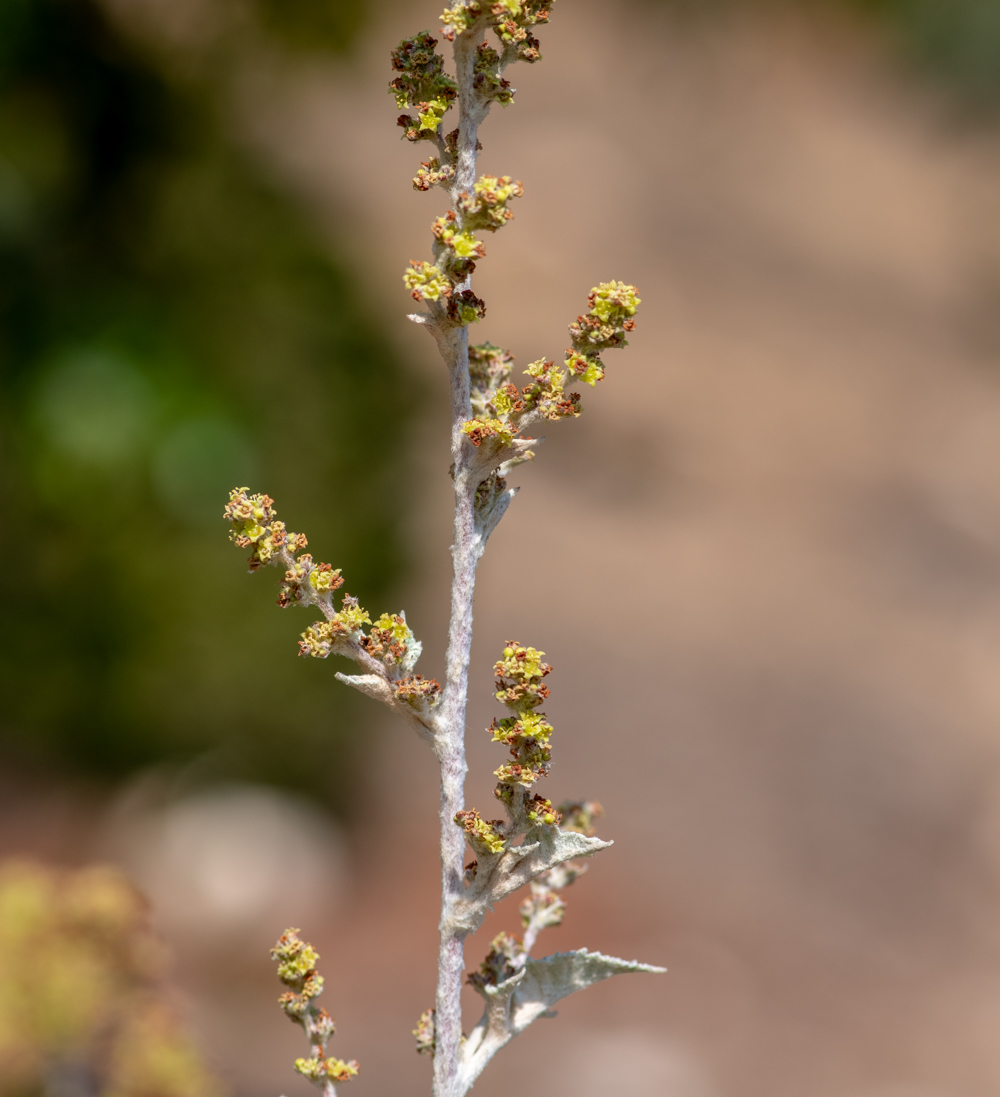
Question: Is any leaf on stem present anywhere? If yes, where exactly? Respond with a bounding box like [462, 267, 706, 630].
[458, 948, 665, 1091]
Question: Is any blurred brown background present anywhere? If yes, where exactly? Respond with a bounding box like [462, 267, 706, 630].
[5, 0, 1000, 1095]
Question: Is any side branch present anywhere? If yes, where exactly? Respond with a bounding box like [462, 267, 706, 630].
[223, 489, 442, 744]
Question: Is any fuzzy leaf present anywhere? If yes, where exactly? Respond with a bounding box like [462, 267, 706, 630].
[485, 825, 612, 907]
[449, 825, 611, 935]
[335, 673, 437, 744]
[512, 949, 666, 1031]
[458, 949, 665, 1092]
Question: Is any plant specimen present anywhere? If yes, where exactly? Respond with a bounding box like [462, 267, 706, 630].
[225, 3, 664, 1094]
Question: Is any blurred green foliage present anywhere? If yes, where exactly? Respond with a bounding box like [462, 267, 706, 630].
[852, 0, 1000, 104]
[0, 0, 417, 805]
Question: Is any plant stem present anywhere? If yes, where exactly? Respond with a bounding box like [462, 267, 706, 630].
[433, 341, 475, 1097]
[433, 27, 485, 1097]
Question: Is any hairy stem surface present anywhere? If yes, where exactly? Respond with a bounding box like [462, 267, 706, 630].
[433, 26, 485, 1097]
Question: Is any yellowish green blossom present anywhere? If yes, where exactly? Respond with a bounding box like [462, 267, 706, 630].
[433, 216, 484, 258]
[457, 175, 523, 231]
[454, 809, 507, 855]
[524, 795, 560, 825]
[375, 613, 411, 643]
[360, 612, 414, 665]
[298, 599, 372, 659]
[272, 930, 358, 1087]
[417, 97, 452, 132]
[469, 343, 514, 416]
[448, 291, 487, 325]
[308, 564, 343, 594]
[336, 600, 372, 633]
[520, 358, 580, 420]
[494, 642, 551, 709]
[588, 280, 640, 323]
[295, 1057, 359, 1083]
[461, 417, 516, 447]
[413, 1008, 436, 1055]
[492, 385, 521, 417]
[490, 710, 553, 746]
[389, 32, 457, 135]
[273, 940, 320, 985]
[403, 260, 451, 302]
[440, 0, 480, 38]
[564, 350, 604, 387]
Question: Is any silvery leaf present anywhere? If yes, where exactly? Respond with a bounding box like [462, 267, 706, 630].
[458, 949, 665, 1092]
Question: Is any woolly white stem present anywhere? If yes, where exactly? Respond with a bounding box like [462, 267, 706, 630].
[432, 20, 490, 1097]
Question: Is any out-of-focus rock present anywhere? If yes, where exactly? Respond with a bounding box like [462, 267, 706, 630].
[101, 779, 349, 946]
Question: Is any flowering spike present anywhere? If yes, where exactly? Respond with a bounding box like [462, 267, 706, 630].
[271, 930, 359, 1091]
[389, 32, 457, 139]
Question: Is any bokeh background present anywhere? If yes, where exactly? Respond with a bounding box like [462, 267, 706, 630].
[3, 0, 1000, 1095]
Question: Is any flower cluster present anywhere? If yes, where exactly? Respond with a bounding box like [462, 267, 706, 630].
[395, 674, 443, 707]
[448, 289, 488, 324]
[461, 416, 516, 447]
[520, 357, 581, 421]
[454, 808, 507, 855]
[391, 32, 457, 141]
[413, 1008, 436, 1055]
[225, 489, 422, 676]
[472, 42, 513, 106]
[393, 18, 532, 334]
[413, 157, 456, 192]
[493, 641, 551, 708]
[360, 612, 415, 665]
[405, 176, 522, 318]
[298, 602, 370, 659]
[455, 281, 639, 449]
[456, 175, 523, 231]
[496, 14, 543, 62]
[403, 259, 451, 303]
[490, 710, 552, 788]
[440, 0, 553, 50]
[469, 342, 514, 415]
[271, 929, 359, 1089]
[273, 930, 324, 1018]
[224, 489, 308, 571]
[432, 211, 485, 279]
[467, 932, 521, 989]
[564, 281, 641, 387]
[490, 643, 561, 828]
[455, 643, 562, 861]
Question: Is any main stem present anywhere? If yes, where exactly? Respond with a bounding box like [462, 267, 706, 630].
[433, 28, 485, 1097]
